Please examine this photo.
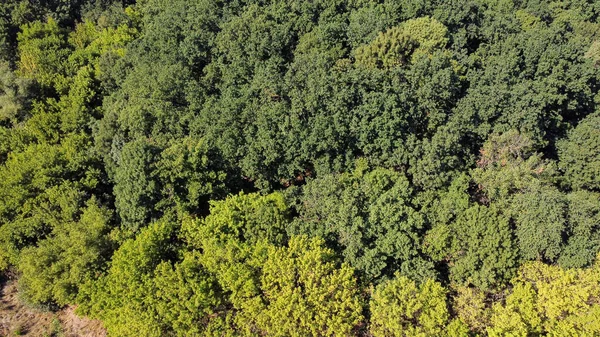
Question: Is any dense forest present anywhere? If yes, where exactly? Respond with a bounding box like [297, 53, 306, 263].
[0, 0, 600, 336]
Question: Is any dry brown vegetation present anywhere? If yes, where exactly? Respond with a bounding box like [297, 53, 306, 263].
[0, 281, 106, 337]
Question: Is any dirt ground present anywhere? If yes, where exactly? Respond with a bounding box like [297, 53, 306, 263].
[0, 280, 106, 337]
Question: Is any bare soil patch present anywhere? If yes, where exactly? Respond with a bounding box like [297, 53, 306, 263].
[0, 281, 106, 337]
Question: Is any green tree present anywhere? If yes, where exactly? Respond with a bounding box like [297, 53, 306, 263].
[0, 138, 99, 271]
[488, 258, 600, 336]
[452, 11, 598, 152]
[558, 111, 600, 191]
[559, 190, 600, 268]
[452, 286, 490, 333]
[472, 130, 557, 206]
[355, 17, 449, 68]
[0, 6, 135, 285]
[487, 282, 541, 337]
[17, 18, 70, 89]
[235, 236, 363, 337]
[183, 191, 289, 248]
[510, 184, 567, 262]
[181, 191, 291, 308]
[182, 193, 362, 336]
[347, 3, 396, 49]
[0, 61, 32, 125]
[289, 162, 434, 284]
[76, 218, 217, 337]
[154, 137, 230, 215]
[448, 204, 518, 289]
[17, 198, 113, 305]
[420, 173, 471, 262]
[1, 1, 600, 335]
[369, 274, 449, 337]
[152, 252, 224, 337]
[112, 138, 159, 233]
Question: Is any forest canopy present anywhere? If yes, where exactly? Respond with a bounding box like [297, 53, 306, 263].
[1, 0, 600, 336]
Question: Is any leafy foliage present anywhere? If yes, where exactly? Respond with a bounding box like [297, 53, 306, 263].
[488, 258, 600, 336]
[76, 218, 197, 337]
[558, 111, 600, 191]
[559, 190, 600, 268]
[510, 184, 567, 261]
[289, 161, 434, 284]
[355, 17, 449, 68]
[369, 274, 449, 337]
[448, 204, 518, 289]
[0, 1, 599, 336]
[234, 236, 363, 337]
[0, 61, 32, 124]
[18, 199, 113, 305]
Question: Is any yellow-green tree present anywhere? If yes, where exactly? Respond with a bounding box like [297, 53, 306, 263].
[183, 192, 363, 336]
[17, 198, 113, 305]
[355, 17, 448, 68]
[488, 257, 600, 336]
[369, 274, 449, 337]
[235, 236, 363, 337]
[453, 286, 490, 333]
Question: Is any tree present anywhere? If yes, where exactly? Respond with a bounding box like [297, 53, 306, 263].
[112, 138, 159, 233]
[1, 0, 600, 335]
[558, 111, 600, 191]
[76, 218, 171, 337]
[488, 258, 600, 336]
[289, 162, 435, 284]
[452, 286, 490, 333]
[420, 173, 471, 262]
[154, 137, 231, 215]
[472, 130, 557, 206]
[510, 184, 567, 262]
[0, 61, 32, 125]
[487, 282, 541, 337]
[355, 17, 449, 68]
[0, 6, 137, 289]
[347, 3, 396, 49]
[0, 138, 99, 271]
[17, 198, 113, 305]
[471, 130, 570, 265]
[181, 192, 291, 308]
[182, 191, 290, 248]
[235, 236, 363, 337]
[152, 252, 224, 337]
[0, 4, 12, 62]
[182, 193, 362, 336]
[452, 12, 597, 152]
[559, 190, 600, 268]
[17, 18, 70, 90]
[448, 204, 518, 290]
[369, 274, 449, 337]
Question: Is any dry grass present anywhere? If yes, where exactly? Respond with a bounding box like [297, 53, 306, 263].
[0, 281, 106, 337]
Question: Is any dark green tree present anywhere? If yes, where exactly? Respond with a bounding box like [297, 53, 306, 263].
[558, 190, 600, 268]
[289, 161, 435, 284]
[449, 204, 518, 289]
[558, 111, 600, 191]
